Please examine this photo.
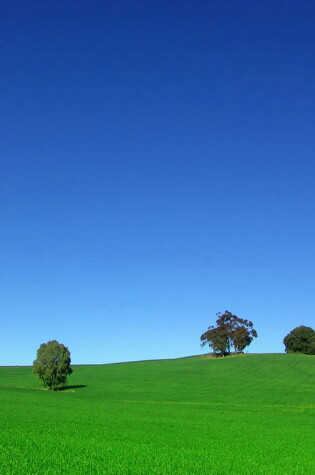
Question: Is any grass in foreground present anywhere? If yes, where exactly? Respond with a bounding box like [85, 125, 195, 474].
[0, 354, 314, 474]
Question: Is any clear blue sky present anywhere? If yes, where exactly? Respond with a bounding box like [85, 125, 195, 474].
[1, 1, 315, 365]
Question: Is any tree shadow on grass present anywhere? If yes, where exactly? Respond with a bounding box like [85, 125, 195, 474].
[60, 385, 87, 391]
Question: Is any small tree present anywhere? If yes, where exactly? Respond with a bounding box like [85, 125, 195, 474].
[200, 310, 258, 356]
[283, 326, 315, 355]
[33, 340, 73, 390]
[232, 324, 257, 353]
[200, 325, 229, 356]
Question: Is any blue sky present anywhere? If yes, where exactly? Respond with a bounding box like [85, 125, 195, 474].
[1, 1, 315, 365]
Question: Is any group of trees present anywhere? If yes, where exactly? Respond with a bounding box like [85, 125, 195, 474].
[200, 310, 258, 356]
[33, 313, 314, 391]
[200, 311, 315, 357]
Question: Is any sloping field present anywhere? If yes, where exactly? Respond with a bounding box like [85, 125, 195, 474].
[0, 354, 314, 474]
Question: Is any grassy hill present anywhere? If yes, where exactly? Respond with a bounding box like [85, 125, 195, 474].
[0, 354, 314, 474]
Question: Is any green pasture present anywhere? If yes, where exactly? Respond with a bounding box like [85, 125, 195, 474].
[0, 354, 314, 474]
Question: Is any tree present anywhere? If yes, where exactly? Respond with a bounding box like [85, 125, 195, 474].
[33, 340, 73, 390]
[283, 326, 315, 355]
[200, 310, 258, 356]
[200, 324, 229, 356]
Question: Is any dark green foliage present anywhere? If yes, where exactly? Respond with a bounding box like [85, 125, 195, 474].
[33, 340, 73, 390]
[200, 324, 229, 355]
[200, 310, 258, 356]
[283, 326, 315, 355]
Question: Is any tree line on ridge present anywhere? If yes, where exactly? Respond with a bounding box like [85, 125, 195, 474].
[32, 310, 315, 391]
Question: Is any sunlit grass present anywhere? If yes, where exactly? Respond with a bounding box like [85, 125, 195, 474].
[0, 354, 314, 473]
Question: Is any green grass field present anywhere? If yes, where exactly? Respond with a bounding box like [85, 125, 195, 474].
[0, 353, 314, 474]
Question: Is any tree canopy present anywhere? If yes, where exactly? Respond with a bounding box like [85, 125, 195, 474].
[33, 340, 73, 390]
[200, 311, 258, 356]
[283, 326, 315, 355]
